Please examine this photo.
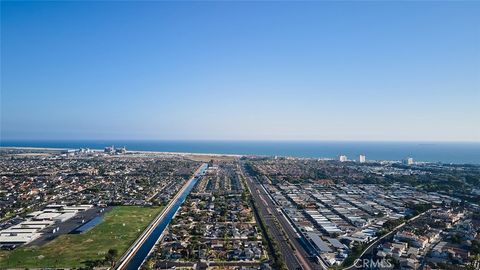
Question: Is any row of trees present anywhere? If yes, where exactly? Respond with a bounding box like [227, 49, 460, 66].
[240, 167, 287, 270]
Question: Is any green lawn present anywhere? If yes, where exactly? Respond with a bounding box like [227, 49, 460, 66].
[0, 205, 163, 268]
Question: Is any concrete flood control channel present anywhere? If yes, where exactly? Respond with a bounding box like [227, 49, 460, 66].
[117, 163, 208, 270]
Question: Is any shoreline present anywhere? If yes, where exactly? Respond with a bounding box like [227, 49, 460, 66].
[1, 145, 479, 165]
[0, 146, 244, 158]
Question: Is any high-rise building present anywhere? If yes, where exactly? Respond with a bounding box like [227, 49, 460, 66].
[339, 155, 347, 162]
[403, 157, 414, 165]
[359, 154, 366, 163]
[407, 157, 414, 165]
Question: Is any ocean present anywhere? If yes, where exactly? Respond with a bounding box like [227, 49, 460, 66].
[1, 140, 480, 165]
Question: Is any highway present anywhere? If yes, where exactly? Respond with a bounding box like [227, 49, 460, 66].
[241, 164, 325, 270]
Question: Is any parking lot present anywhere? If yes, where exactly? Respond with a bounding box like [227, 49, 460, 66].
[26, 206, 112, 247]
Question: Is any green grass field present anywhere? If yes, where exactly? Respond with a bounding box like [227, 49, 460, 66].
[0, 205, 163, 268]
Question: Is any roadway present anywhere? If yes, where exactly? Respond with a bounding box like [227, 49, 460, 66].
[418, 235, 443, 270]
[241, 164, 325, 270]
[344, 209, 434, 270]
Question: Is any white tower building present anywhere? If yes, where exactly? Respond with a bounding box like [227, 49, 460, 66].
[403, 157, 414, 165]
[407, 157, 414, 165]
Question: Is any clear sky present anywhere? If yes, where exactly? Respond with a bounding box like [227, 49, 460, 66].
[1, 1, 479, 141]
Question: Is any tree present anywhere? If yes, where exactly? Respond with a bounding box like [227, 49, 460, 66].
[105, 248, 118, 266]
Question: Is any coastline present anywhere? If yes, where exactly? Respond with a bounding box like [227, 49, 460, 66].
[0, 146, 244, 158]
[1, 140, 480, 164]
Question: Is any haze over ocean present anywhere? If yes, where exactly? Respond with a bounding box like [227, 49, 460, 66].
[1, 140, 479, 164]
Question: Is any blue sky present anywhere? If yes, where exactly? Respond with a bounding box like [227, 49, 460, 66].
[1, 1, 479, 141]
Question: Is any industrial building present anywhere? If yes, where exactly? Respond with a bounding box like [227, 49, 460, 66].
[0, 205, 93, 247]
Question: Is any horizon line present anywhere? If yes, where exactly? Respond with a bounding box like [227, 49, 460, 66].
[1, 138, 480, 143]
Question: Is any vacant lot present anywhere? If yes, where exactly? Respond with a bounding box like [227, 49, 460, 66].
[0, 205, 163, 268]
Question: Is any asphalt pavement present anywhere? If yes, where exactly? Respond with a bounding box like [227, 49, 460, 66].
[27, 206, 110, 247]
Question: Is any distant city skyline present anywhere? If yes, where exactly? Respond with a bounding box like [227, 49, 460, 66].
[1, 1, 479, 141]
